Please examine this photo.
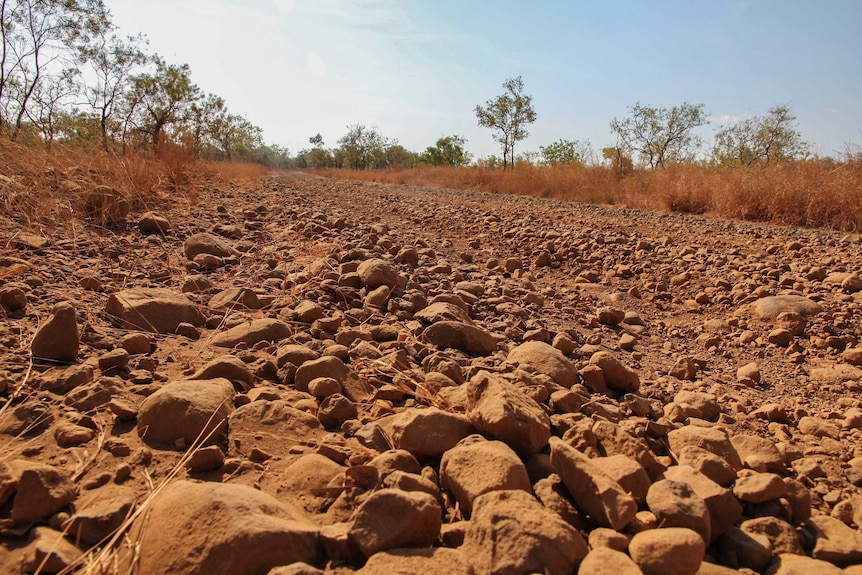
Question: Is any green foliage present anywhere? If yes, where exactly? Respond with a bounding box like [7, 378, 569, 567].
[475, 76, 537, 170]
[602, 146, 634, 177]
[540, 139, 592, 166]
[420, 135, 471, 166]
[337, 123, 394, 169]
[610, 102, 708, 168]
[711, 105, 809, 167]
[308, 132, 324, 148]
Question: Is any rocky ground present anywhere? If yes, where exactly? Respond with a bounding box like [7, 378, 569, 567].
[1, 172, 862, 574]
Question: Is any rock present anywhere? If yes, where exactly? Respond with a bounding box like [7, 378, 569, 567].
[737, 362, 761, 384]
[0, 284, 27, 311]
[667, 426, 742, 470]
[83, 186, 129, 224]
[841, 273, 862, 292]
[138, 211, 171, 235]
[549, 437, 637, 530]
[577, 547, 643, 575]
[678, 445, 738, 487]
[63, 486, 135, 545]
[843, 346, 862, 366]
[663, 465, 741, 541]
[733, 472, 786, 503]
[267, 564, 324, 575]
[507, 341, 578, 387]
[717, 525, 773, 572]
[317, 394, 357, 429]
[466, 371, 551, 456]
[308, 377, 341, 398]
[674, 390, 720, 421]
[590, 351, 640, 392]
[356, 548, 470, 575]
[669, 356, 698, 380]
[191, 355, 254, 385]
[106, 289, 206, 333]
[798, 416, 841, 439]
[629, 527, 705, 575]
[740, 516, 804, 555]
[751, 295, 823, 320]
[348, 489, 441, 557]
[593, 420, 665, 479]
[294, 355, 373, 403]
[276, 344, 319, 368]
[11, 463, 76, 524]
[23, 527, 83, 574]
[597, 306, 626, 325]
[357, 258, 399, 288]
[124, 480, 321, 575]
[440, 436, 532, 515]
[183, 232, 238, 259]
[601, 454, 652, 505]
[415, 301, 472, 324]
[461, 489, 588, 575]
[383, 407, 474, 459]
[137, 378, 235, 446]
[30, 302, 79, 362]
[764, 553, 845, 575]
[54, 421, 95, 446]
[209, 287, 263, 310]
[211, 319, 292, 348]
[423, 321, 498, 355]
[646, 479, 711, 544]
[278, 453, 345, 512]
[186, 445, 226, 472]
[808, 515, 862, 566]
[730, 434, 785, 472]
[229, 400, 323, 458]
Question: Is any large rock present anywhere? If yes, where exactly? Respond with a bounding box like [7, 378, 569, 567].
[461, 489, 588, 575]
[440, 436, 532, 515]
[211, 319, 292, 348]
[507, 341, 578, 387]
[381, 408, 474, 459]
[578, 547, 643, 575]
[764, 553, 845, 575]
[751, 295, 822, 320]
[629, 527, 704, 575]
[415, 301, 472, 324]
[466, 371, 551, 456]
[30, 302, 79, 362]
[106, 289, 206, 334]
[667, 425, 742, 470]
[229, 400, 323, 458]
[62, 486, 135, 545]
[808, 515, 862, 566]
[137, 378, 235, 446]
[589, 351, 640, 392]
[124, 480, 321, 575]
[423, 321, 498, 355]
[646, 479, 711, 544]
[183, 232, 238, 259]
[348, 489, 441, 557]
[11, 463, 76, 524]
[356, 548, 471, 575]
[663, 465, 741, 540]
[593, 419, 665, 479]
[294, 355, 373, 403]
[549, 437, 637, 530]
[740, 517, 804, 555]
[356, 258, 399, 289]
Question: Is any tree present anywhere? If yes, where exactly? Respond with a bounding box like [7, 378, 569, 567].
[80, 31, 147, 151]
[24, 64, 76, 149]
[126, 56, 201, 149]
[1, 0, 109, 138]
[711, 104, 809, 167]
[337, 123, 387, 170]
[610, 102, 708, 168]
[474, 76, 536, 170]
[540, 139, 592, 166]
[602, 146, 633, 177]
[308, 132, 324, 148]
[420, 135, 471, 166]
[384, 143, 418, 168]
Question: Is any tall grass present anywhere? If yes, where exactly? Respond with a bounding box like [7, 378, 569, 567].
[315, 159, 862, 231]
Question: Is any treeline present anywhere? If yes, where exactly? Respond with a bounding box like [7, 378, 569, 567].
[0, 0, 288, 165]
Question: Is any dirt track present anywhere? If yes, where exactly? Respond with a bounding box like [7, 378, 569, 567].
[1, 173, 862, 573]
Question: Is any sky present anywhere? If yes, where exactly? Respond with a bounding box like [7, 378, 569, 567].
[105, 0, 862, 160]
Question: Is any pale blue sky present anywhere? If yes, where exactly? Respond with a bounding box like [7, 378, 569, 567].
[106, 0, 861, 160]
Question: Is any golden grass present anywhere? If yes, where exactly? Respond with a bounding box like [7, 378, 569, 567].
[314, 160, 862, 231]
[199, 160, 269, 182]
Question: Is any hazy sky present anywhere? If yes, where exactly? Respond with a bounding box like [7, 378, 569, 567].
[105, 0, 862, 160]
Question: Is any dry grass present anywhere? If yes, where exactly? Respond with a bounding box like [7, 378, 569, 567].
[315, 159, 862, 231]
[0, 138, 271, 233]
